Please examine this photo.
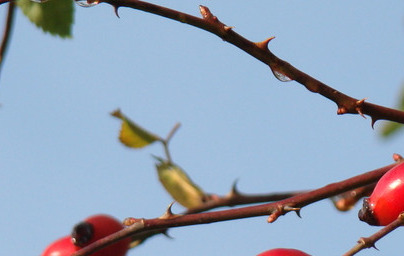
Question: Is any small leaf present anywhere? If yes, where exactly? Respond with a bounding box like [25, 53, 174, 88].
[155, 157, 206, 209]
[111, 109, 161, 148]
[17, 0, 74, 38]
[380, 85, 404, 138]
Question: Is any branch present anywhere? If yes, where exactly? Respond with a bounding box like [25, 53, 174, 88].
[72, 162, 397, 256]
[343, 212, 404, 256]
[98, 0, 404, 125]
[0, 1, 15, 79]
[0, 0, 11, 5]
[127, 186, 306, 245]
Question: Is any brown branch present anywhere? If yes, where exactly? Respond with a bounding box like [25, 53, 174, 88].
[343, 212, 404, 256]
[331, 183, 375, 212]
[128, 187, 306, 245]
[99, 0, 404, 125]
[0, 1, 15, 80]
[0, 0, 11, 5]
[72, 162, 396, 256]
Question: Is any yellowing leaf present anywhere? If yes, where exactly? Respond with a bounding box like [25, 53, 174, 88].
[111, 109, 161, 148]
[155, 157, 206, 209]
[17, 0, 74, 38]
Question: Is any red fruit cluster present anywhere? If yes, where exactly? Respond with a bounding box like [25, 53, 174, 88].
[257, 248, 311, 256]
[41, 214, 130, 256]
[359, 162, 404, 226]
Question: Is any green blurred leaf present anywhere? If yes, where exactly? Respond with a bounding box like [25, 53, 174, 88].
[380, 121, 403, 137]
[155, 157, 206, 209]
[380, 85, 404, 138]
[17, 0, 74, 38]
[111, 109, 161, 148]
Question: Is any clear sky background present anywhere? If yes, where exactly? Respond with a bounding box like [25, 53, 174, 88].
[1, 1, 404, 256]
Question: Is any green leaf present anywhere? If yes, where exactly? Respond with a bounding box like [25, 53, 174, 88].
[111, 109, 161, 148]
[380, 121, 403, 137]
[380, 85, 404, 138]
[155, 157, 206, 209]
[17, 0, 74, 38]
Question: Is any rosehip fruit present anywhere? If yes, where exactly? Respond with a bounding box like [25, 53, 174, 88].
[72, 214, 131, 256]
[359, 162, 404, 226]
[257, 248, 311, 256]
[41, 236, 77, 256]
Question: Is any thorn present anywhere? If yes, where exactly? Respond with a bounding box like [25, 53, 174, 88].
[113, 5, 120, 18]
[359, 237, 378, 250]
[371, 117, 377, 129]
[162, 230, 174, 239]
[355, 98, 367, 118]
[393, 153, 404, 162]
[255, 36, 275, 50]
[295, 209, 302, 218]
[159, 202, 180, 219]
[230, 179, 241, 196]
[224, 26, 234, 31]
[284, 205, 301, 218]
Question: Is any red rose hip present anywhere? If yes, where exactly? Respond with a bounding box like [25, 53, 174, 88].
[359, 162, 404, 226]
[72, 214, 131, 256]
[257, 248, 311, 256]
[41, 236, 77, 256]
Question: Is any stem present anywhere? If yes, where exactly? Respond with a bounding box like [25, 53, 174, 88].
[100, 0, 404, 125]
[343, 212, 404, 256]
[72, 162, 396, 256]
[0, 1, 15, 81]
[161, 123, 180, 163]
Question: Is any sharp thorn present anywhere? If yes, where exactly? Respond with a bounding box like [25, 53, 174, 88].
[230, 179, 241, 195]
[114, 5, 120, 18]
[162, 230, 174, 239]
[371, 117, 377, 129]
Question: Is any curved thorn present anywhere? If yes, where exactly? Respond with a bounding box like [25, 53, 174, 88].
[371, 117, 377, 129]
[294, 209, 302, 218]
[255, 36, 275, 50]
[113, 5, 120, 18]
[230, 179, 240, 195]
[159, 202, 177, 219]
[162, 230, 174, 239]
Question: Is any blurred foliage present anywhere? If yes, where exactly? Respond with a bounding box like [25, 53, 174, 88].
[111, 109, 161, 148]
[155, 156, 206, 209]
[17, 0, 74, 38]
[380, 85, 404, 138]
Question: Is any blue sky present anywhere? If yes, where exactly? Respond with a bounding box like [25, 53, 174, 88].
[1, 1, 404, 256]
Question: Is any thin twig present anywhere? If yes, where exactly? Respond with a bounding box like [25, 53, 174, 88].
[100, 0, 404, 125]
[72, 162, 396, 256]
[0, 1, 15, 79]
[343, 212, 404, 256]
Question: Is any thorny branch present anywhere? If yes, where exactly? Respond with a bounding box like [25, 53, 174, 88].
[343, 212, 404, 256]
[98, 0, 404, 126]
[72, 162, 397, 256]
[0, 1, 401, 255]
